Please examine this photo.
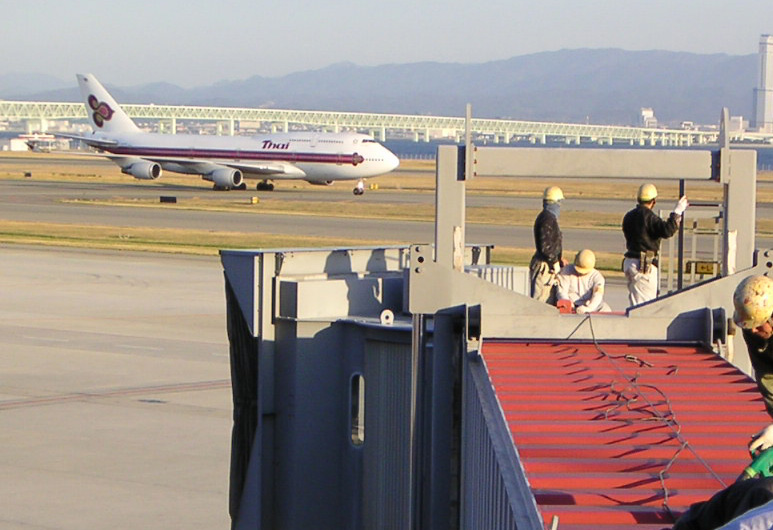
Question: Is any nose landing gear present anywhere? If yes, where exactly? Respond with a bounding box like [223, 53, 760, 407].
[353, 180, 365, 196]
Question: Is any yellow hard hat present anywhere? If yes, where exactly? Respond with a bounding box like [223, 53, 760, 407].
[543, 186, 564, 203]
[733, 275, 773, 329]
[574, 249, 596, 275]
[637, 183, 658, 203]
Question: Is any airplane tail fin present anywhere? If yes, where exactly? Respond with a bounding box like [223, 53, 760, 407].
[76, 74, 140, 134]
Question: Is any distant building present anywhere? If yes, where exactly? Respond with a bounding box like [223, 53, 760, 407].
[9, 133, 69, 152]
[639, 107, 658, 128]
[752, 34, 773, 132]
[728, 115, 747, 134]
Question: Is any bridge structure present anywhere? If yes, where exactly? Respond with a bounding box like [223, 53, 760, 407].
[2, 99, 773, 146]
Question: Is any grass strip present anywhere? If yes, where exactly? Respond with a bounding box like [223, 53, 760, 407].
[63, 196, 773, 236]
[0, 219, 629, 276]
[0, 221, 387, 256]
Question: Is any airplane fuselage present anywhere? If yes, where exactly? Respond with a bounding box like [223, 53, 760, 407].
[90, 130, 398, 183]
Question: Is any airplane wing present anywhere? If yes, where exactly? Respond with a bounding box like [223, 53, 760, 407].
[212, 159, 307, 178]
[53, 132, 118, 149]
[108, 155, 308, 179]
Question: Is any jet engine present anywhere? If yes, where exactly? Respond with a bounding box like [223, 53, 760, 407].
[307, 179, 334, 186]
[205, 168, 244, 189]
[121, 160, 162, 180]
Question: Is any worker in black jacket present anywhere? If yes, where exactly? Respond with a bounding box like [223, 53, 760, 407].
[529, 186, 565, 303]
[670, 476, 773, 530]
[734, 274, 773, 418]
[667, 275, 773, 530]
[622, 183, 688, 306]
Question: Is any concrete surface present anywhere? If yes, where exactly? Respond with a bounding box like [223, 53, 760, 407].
[0, 245, 232, 530]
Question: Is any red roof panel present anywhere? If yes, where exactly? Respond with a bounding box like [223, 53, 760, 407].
[482, 340, 772, 530]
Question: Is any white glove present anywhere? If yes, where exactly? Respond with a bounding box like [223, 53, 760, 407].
[552, 262, 561, 274]
[750, 424, 773, 455]
[575, 305, 588, 315]
[673, 196, 688, 216]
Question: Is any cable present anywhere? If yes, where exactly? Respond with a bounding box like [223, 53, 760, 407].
[578, 314, 727, 521]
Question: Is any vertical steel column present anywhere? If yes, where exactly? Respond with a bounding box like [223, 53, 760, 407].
[718, 109, 758, 273]
[230, 252, 278, 530]
[435, 145, 466, 270]
[677, 179, 685, 290]
[409, 313, 426, 530]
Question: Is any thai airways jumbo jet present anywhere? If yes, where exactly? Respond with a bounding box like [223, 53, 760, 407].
[65, 74, 399, 194]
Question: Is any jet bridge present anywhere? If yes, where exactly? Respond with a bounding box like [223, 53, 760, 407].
[221, 121, 769, 529]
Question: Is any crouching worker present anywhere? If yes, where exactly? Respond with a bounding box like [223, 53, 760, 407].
[556, 249, 611, 314]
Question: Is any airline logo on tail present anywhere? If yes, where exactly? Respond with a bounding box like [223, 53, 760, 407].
[88, 95, 114, 127]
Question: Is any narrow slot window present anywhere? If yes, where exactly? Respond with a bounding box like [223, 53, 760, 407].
[350, 374, 365, 446]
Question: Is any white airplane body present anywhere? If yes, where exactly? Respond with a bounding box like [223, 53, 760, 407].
[67, 74, 400, 193]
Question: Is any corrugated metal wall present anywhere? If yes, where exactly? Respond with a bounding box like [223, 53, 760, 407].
[363, 339, 413, 528]
[465, 265, 529, 295]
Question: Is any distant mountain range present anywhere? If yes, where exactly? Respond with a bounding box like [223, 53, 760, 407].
[0, 49, 758, 127]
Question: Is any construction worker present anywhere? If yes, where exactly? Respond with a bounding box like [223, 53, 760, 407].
[733, 274, 773, 418]
[622, 183, 688, 306]
[666, 275, 773, 529]
[556, 249, 612, 313]
[669, 421, 773, 530]
[530, 186, 566, 304]
[670, 475, 773, 529]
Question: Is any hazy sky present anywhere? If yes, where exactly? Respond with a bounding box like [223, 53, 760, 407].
[5, 0, 773, 87]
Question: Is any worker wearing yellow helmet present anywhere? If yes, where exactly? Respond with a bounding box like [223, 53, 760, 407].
[667, 275, 773, 530]
[733, 274, 773, 419]
[622, 183, 688, 306]
[529, 186, 567, 303]
[556, 249, 611, 313]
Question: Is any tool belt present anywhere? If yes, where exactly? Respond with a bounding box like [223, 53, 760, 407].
[624, 250, 659, 274]
[639, 250, 658, 274]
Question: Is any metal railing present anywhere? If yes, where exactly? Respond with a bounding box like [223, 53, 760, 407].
[662, 206, 723, 294]
[459, 349, 543, 530]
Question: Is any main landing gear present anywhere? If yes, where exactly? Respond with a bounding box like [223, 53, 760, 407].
[256, 180, 275, 191]
[353, 180, 365, 196]
[212, 182, 248, 191]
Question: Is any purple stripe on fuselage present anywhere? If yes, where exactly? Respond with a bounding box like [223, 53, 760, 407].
[105, 146, 365, 166]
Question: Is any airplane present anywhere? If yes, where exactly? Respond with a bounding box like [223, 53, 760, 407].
[62, 74, 400, 194]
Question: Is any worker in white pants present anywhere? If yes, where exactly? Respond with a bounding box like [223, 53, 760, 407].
[622, 183, 688, 306]
[622, 256, 660, 306]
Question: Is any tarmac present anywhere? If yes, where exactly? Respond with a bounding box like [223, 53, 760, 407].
[0, 245, 232, 530]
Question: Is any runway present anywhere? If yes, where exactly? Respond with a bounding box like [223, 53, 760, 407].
[2, 176, 770, 254]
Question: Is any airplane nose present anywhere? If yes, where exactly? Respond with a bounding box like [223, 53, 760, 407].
[386, 149, 400, 171]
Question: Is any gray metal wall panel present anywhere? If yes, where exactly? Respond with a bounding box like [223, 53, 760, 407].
[473, 146, 714, 180]
[466, 265, 530, 295]
[362, 339, 413, 529]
